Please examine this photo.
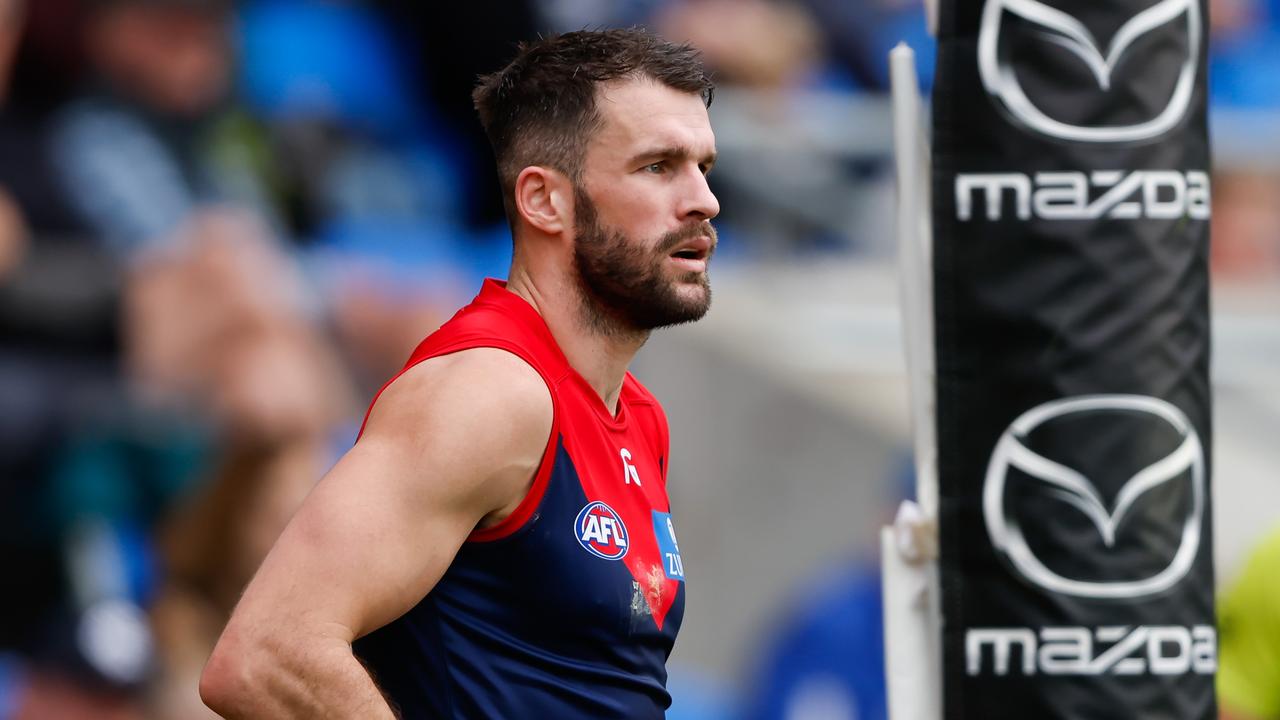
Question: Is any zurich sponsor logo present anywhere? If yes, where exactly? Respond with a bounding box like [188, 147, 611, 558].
[575, 501, 629, 560]
[652, 511, 685, 581]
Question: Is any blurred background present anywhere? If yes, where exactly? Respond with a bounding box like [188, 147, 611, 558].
[0, 0, 1275, 718]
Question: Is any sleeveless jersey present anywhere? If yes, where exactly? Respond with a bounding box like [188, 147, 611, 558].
[353, 279, 686, 719]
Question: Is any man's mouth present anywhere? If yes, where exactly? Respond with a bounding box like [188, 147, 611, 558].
[668, 235, 713, 264]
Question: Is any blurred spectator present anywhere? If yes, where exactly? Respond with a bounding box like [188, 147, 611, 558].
[0, 0, 19, 99]
[655, 0, 823, 89]
[0, 1, 360, 717]
[374, 0, 542, 230]
[796, 0, 935, 91]
[50, 0, 265, 258]
[737, 460, 911, 720]
[0, 191, 22, 277]
[535, 0, 665, 31]
[237, 0, 466, 238]
[742, 563, 886, 720]
[1218, 525, 1280, 720]
[1211, 0, 1280, 108]
[656, 0, 933, 92]
[740, 558, 892, 719]
[1210, 171, 1280, 279]
[1210, 0, 1280, 280]
[0, 0, 122, 658]
[0, 1, 144, 716]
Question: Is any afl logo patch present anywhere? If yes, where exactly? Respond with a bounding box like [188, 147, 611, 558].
[575, 501, 629, 560]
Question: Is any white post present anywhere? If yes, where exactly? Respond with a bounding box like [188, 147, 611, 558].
[891, 46, 937, 523]
[882, 42, 943, 720]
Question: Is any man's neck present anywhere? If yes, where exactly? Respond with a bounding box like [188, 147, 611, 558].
[505, 267, 648, 416]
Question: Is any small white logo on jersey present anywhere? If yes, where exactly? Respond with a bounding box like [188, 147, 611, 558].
[621, 448, 642, 486]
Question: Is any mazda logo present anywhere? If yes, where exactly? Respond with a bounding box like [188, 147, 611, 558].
[983, 394, 1205, 599]
[978, 0, 1201, 143]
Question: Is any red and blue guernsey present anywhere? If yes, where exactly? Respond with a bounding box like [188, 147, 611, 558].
[353, 279, 686, 719]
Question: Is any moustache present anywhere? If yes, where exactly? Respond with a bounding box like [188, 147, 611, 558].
[656, 221, 718, 255]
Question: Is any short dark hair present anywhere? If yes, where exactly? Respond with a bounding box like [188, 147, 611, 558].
[473, 28, 714, 226]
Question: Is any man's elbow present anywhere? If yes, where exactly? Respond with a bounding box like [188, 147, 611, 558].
[200, 627, 262, 716]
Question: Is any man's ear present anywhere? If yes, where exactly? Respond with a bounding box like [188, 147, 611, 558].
[514, 166, 572, 236]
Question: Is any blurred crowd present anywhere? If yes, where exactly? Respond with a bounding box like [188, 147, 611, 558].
[0, 0, 1275, 719]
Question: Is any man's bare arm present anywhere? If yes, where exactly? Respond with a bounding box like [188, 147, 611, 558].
[199, 349, 553, 718]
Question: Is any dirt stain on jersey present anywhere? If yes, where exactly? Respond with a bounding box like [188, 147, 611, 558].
[646, 564, 665, 610]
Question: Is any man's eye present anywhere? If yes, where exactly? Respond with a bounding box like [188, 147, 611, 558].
[644, 162, 665, 174]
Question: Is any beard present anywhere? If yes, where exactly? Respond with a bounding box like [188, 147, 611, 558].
[572, 186, 716, 336]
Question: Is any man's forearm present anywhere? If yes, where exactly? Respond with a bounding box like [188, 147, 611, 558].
[201, 633, 397, 719]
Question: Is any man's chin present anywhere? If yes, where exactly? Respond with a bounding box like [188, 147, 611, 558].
[666, 269, 706, 293]
[663, 285, 712, 325]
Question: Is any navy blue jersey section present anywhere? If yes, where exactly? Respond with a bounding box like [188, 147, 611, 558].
[354, 439, 684, 719]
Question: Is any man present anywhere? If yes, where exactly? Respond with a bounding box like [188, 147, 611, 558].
[199, 28, 719, 719]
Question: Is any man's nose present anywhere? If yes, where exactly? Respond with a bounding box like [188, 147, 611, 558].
[680, 169, 720, 221]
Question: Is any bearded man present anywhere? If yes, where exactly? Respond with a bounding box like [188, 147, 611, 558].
[200, 28, 719, 719]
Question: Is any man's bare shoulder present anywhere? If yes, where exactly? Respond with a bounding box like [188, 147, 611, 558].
[365, 347, 552, 433]
[359, 347, 554, 510]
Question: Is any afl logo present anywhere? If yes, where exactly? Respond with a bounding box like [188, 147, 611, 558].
[575, 501, 629, 560]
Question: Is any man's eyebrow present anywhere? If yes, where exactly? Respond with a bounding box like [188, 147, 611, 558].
[629, 146, 718, 169]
